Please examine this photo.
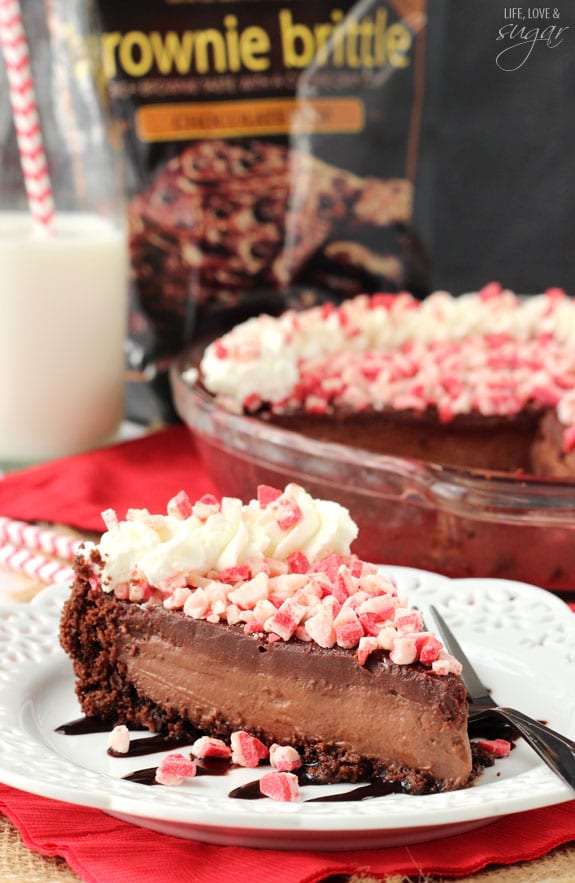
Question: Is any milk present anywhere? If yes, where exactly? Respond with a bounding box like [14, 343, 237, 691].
[0, 212, 128, 464]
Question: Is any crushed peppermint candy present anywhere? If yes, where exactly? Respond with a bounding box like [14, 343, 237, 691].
[476, 738, 512, 758]
[155, 753, 197, 786]
[230, 731, 269, 768]
[259, 771, 301, 802]
[81, 485, 461, 674]
[190, 736, 231, 759]
[107, 724, 130, 755]
[117, 729, 305, 790]
[269, 743, 302, 772]
[199, 286, 575, 448]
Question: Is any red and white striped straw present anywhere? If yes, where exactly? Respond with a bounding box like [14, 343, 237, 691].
[0, 0, 55, 233]
[0, 516, 82, 562]
[0, 543, 74, 585]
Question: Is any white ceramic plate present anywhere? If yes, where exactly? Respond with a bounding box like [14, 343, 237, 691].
[0, 568, 573, 851]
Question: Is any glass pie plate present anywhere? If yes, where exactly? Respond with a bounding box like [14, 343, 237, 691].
[171, 362, 575, 594]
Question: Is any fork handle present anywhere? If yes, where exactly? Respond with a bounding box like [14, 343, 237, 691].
[499, 707, 575, 753]
[469, 705, 575, 752]
[471, 706, 575, 793]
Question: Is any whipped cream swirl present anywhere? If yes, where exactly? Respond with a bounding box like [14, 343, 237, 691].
[87, 483, 357, 593]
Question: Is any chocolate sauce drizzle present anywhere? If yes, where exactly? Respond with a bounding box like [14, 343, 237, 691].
[305, 780, 402, 802]
[55, 716, 115, 736]
[108, 733, 193, 758]
[56, 717, 199, 758]
[55, 714, 519, 802]
[196, 757, 233, 776]
[122, 756, 232, 786]
[123, 766, 159, 786]
[228, 780, 262, 800]
[228, 778, 403, 801]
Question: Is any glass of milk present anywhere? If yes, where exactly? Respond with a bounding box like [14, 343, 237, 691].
[0, 2, 128, 466]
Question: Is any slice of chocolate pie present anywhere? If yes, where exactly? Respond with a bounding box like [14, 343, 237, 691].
[60, 484, 472, 794]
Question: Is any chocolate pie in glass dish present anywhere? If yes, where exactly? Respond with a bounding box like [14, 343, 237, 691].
[171, 283, 575, 592]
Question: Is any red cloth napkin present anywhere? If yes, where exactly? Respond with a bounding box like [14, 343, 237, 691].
[0, 784, 573, 883]
[0, 425, 216, 532]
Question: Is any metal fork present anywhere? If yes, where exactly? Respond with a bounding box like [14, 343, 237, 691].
[429, 604, 575, 793]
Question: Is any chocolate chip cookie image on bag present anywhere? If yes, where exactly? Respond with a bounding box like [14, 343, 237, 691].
[128, 138, 416, 341]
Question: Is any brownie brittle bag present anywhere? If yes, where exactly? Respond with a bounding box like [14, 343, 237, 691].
[94, 0, 430, 375]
